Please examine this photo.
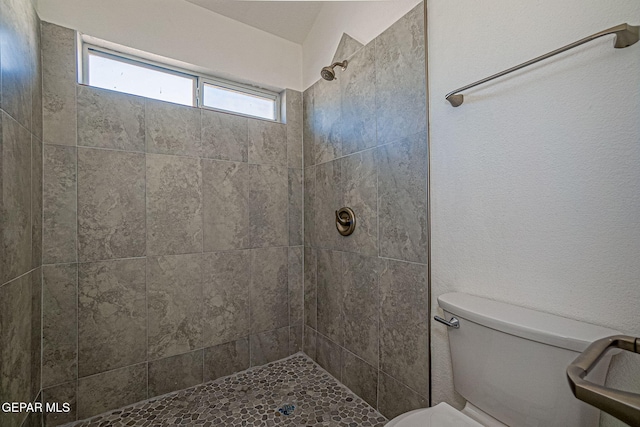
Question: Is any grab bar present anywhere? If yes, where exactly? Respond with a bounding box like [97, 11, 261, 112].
[566, 335, 640, 426]
[445, 23, 640, 107]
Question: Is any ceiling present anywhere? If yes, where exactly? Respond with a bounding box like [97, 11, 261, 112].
[186, 0, 324, 44]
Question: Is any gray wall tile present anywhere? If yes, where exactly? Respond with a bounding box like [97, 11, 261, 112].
[31, 136, 42, 268]
[146, 154, 202, 256]
[77, 86, 145, 152]
[202, 250, 250, 347]
[43, 144, 76, 264]
[77, 363, 147, 420]
[288, 246, 303, 325]
[314, 160, 341, 250]
[378, 132, 428, 263]
[340, 149, 378, 256]
[43, 381, 77, 427]
[203, 337, 250, 382]
[316, 250, 343, 345]
[148, 350, 203, 397]
[202, 159, 249, 251]
[316, 333, 341, 381]
[250, 247, 288, 334]
[379, 259, 429, 394]
[147, 254, 203, 359]
[42, 22, 76, 146]
[30, 269, 42, 401]
[285, 89, 303, 169]
[303, 326, 317, 360]
[378, 372, 428, 420]
[201, 109, 248, 162]
[313, 80, 341, 164]
[302, 86, 315, 167]
[303, 166, 315, 247]
[1, 112, 32, 283]
[289, 324, 303, 354]
[288, 168, 303, 246]
[250, 326, 289, 366]
[77, 148, 146, 261]
[249, 164, 288, 248]
[332, 33, 364, 64]
[0, 275, 32, 427]
[78, 258, 146, 377]
[248, 119, 286, 166]
[341, 349, 378, 408]
[31, 16, 43, 140]
[342, 252, 379, 366]
[375, 2, 426, 144]
[42, 263, 77, 387]
[340, 44, 376, 156]
[303, 247, 317, 329]
[145, 99, 201, 157]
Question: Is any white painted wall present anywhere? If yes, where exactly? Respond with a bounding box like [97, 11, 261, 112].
[428, 1, 640, 425]
[301, 0, 421, 89]
[37, 0, 302, 91]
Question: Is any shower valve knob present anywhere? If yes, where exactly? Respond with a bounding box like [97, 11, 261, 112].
[335, 207, 356, 236]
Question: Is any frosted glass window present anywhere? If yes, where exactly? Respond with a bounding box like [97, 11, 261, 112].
[202, 83, 276, 121]
[87, 51, 195, 106]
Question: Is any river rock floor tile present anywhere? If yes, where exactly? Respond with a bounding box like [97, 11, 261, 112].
[64, 353, 387, 426]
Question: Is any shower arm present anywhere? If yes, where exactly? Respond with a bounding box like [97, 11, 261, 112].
[445, 23, 640, 107]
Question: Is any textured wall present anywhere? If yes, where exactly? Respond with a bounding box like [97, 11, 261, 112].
[39, 22, 304, 426]
[0, 0, 43, 425]
[303, 3, 429, 420]
[428, 1, 640, 426]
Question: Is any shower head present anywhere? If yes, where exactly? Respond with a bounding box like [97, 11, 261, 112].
[320, 60, 348, 81]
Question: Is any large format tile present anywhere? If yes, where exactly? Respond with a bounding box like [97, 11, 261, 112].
[203, 337, 250, 382]
[43, 144, 77, 264]
[378, 371, 428, 420]
[78, 259, 146, 377]
[378, 132, 428, 263]
[303, 247, 317, 329]
[342, 252, 379, 366]
[340, 43, 376, 155]
[147, 254, 203, 359]
[148, 350, 203, 397]
[288, 246, 303, 325]
[31, 136, 42, 268]
[379, 259, 429, 394]
[340, 149, 378, 255]
[146, 154, 202, 256]
[302, 86, 315, 167]
[0, 275, 32, 427]
[1, 112, 32, 283]
[314, 160, 341, 250]
[31, 16, 43, 140]
[289, 324, 303, 354]
[285, 89, 303, 169]
[341, 349, 378, 408]
[202, 159, 249, 251]
[316, 332, 342, 381]
[77, 363, 147, 420]
[332, 33, 364, 63]
[303, 326, 317, 360]
[0, 0, 36, 130]
[303, 166, 315, 247]
[288, 168, 303, 246]
[42, 22, 76, 146]
[249, 164, 288, 248]
[375, 2, 426, 144]
[77, 86, 145, 152]
[145, 99, 201, 156]
[313, 79, 341, 164]
[248, 119, 286, 166]
[42, 263, 77, 387]
[202, 250, 250, 347]
[201, 109, 248, 162]
[77, 148, 146, 261]
[250, 326, 290, 366]
[316, 249, 343, 345]
[42, 381, 77, 427]
[30, 269, 42, 400]
[250, 247, 288, 334]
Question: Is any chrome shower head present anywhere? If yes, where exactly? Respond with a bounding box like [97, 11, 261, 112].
[320, 60, 348, 81]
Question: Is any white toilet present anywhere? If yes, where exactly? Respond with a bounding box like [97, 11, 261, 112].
[387, 293, 620, 427]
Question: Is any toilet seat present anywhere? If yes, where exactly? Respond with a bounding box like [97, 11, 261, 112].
[386, 403, 484, 427]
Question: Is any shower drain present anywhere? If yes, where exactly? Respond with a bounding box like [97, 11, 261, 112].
[278, 404, 295, 416]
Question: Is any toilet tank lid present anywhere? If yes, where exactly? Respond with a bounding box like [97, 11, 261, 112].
[438, 293, 620, 352]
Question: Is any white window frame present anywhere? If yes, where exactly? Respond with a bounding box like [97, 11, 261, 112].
[81, 43, 281, 122]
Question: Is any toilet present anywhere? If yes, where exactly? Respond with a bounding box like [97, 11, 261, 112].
[387, 293, 620, 427]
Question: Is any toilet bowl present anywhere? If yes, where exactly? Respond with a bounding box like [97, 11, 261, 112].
[386, 403, 483, 427]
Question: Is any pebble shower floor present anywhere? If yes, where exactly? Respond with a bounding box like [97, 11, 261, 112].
[64, 354, 387, 426]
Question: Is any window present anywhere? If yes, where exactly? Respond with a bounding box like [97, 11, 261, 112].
[81, 44, 281, 121]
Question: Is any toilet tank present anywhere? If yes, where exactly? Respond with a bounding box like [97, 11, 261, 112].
[439, 293, 620, 427]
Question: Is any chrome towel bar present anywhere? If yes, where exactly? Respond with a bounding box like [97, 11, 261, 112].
[566, 335, 640, 426]
[445, 23, 640, 107]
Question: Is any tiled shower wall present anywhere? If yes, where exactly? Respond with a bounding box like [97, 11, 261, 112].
[0, 0, 43, 425]
[39, 22, 304, 426]
[302, 2, 429, 420]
